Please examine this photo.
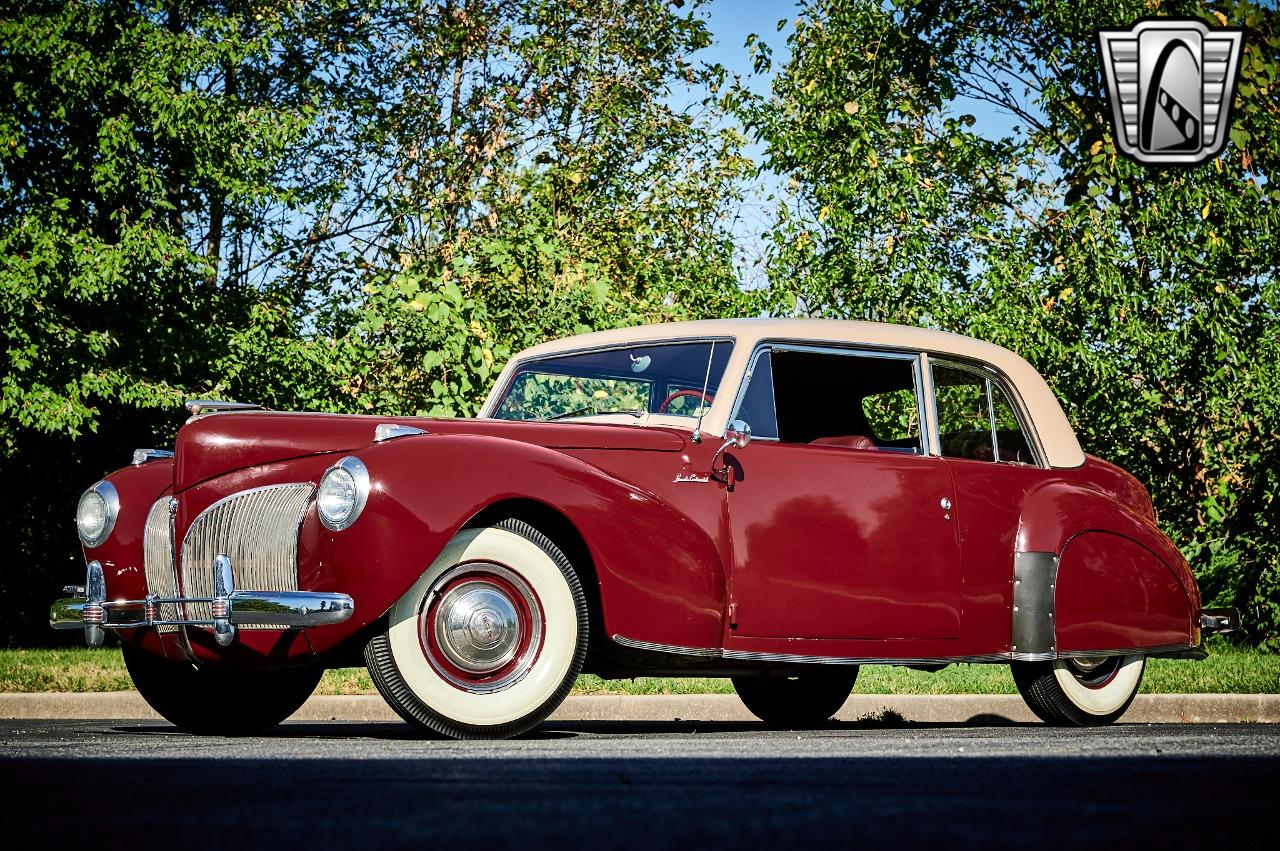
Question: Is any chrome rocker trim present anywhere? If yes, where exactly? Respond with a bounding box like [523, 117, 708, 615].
[611, 635, 1009, 666]
[612, 635, 1196, 667]
[51, 558, 353, 648]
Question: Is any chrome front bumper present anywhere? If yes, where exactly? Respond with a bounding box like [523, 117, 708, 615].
[51, 556, 354, 648]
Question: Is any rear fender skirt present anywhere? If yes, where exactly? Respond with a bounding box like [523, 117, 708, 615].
[1015, 481, 1198, 647]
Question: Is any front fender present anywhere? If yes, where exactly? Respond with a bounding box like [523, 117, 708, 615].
[305, 433, 726, 654]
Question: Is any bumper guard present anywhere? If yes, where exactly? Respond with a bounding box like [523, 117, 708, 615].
[50, 556, 354, 648]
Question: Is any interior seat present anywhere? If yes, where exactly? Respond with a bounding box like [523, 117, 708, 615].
[809, 435, 877, 451]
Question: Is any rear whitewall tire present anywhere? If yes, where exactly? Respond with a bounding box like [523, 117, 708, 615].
[365, 519, 588, 739]
[1012, 654, 1145, 727]
[1052, 655, 1145, 716]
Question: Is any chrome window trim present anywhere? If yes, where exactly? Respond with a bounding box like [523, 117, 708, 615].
[726, 340, 931, 454]
[728, 347, 781, 442]
[929, 356, 1048, 468]
[918, 353, 940, 457]
[482, 336, 738, 420]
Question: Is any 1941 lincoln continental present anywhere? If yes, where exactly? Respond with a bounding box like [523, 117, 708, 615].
[52, 319, 1238, 737]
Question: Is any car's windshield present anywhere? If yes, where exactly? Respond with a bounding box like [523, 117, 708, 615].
[491, 340, 735, 421]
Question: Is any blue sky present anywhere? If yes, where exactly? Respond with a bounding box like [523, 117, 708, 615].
[701, 0, 797, 94]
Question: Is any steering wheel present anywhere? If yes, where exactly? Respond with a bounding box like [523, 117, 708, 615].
[658, 389, 713, 414]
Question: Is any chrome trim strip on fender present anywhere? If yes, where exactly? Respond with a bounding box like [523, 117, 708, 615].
[373, 423, 428, 442]
[1053, 644, 1192, 659]
[1011, 551, 1058, 657]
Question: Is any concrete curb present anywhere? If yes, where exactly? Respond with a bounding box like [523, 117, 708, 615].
[2, 692, 1277, 724]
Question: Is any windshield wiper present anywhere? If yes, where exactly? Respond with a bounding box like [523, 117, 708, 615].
[546, 406, 595, 421]
[544, 407, 645, 421]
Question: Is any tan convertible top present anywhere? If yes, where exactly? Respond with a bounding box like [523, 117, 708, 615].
[484, 319, 1085, 468]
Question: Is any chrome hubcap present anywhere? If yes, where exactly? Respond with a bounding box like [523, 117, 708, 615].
[1068, 655, 1108, 673]
[1063, 655, 1123, 689]
[420, 562, 543, 694]
[435, 581, 521, 673]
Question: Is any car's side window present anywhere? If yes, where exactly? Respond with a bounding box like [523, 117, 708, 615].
[734, 346, 924, 453]
[735, 350, 779, 440]
[862, 388, 920, 447]
[932, 361, 1034, 464]
[932, 365, 993, 460]
[990, 381, 1034, 463]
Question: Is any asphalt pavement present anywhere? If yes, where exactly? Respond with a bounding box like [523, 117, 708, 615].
[3, 719, 1275, 849]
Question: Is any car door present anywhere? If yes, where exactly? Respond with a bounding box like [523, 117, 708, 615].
[724, 345, 961, 640]
[929, 358, 1049, 648]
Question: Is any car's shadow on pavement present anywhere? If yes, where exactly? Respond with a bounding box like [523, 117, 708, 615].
[107, 713, 1037, 740]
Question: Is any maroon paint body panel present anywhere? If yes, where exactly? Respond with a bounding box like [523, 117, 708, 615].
[78, 382, 1201, 669]
[943, 457, 1044, 651]
[1056, 531, 1191, 650]
[724, 443, 960, 640]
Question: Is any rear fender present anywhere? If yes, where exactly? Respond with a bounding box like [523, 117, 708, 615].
[305, 433, 726, 654]
[1016, 482, 1197, 654]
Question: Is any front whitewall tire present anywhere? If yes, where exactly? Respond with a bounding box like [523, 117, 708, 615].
[365, 520, 588, 739]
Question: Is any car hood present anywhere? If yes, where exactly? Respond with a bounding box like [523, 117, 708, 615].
[173, 411, 687, 492]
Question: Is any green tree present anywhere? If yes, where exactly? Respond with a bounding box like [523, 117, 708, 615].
[0, 0, 754, 643]
[216, 0, 757, 418]
[742, 0, 1279, 644]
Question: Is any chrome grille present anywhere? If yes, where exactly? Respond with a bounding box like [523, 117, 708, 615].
[180, 484, 314, 628]
[142, 498, 179, 633]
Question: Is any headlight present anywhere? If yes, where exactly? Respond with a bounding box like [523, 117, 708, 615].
[76, 481, 120, 547]
[317, 456, 370, 531]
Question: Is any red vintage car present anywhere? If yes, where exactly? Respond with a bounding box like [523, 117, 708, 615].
[52, 320, 1236, 737]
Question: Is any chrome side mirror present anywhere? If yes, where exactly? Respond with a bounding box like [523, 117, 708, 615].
[725, 419, 752, 449]
[711, 419, 751, 483]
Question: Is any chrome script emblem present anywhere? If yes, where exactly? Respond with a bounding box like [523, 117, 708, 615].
[1097, 19, 1243, 165]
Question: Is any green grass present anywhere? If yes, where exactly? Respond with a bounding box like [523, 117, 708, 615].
[3, 640, 1276, 695]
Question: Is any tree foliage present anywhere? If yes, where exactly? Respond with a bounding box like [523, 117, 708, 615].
[0, 0, 753, 643]
[740, 0, 1279, 644]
